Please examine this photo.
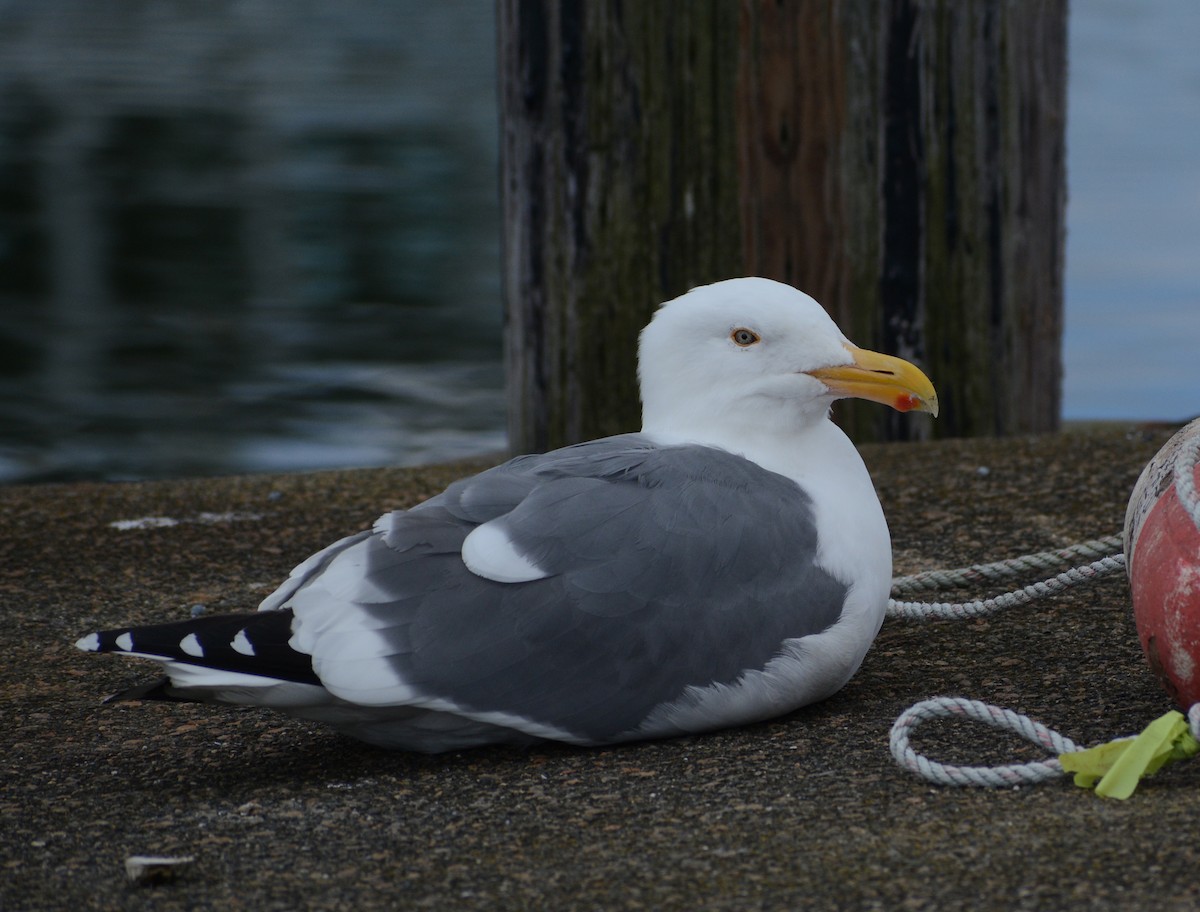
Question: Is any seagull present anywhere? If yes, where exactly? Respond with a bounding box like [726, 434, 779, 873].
[76, 277, 938, 752]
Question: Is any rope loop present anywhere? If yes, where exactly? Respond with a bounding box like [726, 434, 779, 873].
[889, 697, 1080, 788]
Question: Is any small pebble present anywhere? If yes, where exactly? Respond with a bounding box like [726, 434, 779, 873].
[190, 604, 207, 618]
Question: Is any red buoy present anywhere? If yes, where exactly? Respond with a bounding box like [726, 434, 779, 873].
[1125, 418, 1200, 708]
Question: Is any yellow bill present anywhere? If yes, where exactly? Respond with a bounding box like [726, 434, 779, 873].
[807, 346, 939, 417]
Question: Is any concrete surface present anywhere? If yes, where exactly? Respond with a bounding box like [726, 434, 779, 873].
[3, 425, 1198, 911]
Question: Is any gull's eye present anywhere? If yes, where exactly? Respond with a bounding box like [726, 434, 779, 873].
[731, 328, 761, 347]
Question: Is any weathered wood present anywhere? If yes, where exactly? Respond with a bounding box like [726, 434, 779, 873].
[499, 1, 743, 452]
[499, 0, 1067, 452]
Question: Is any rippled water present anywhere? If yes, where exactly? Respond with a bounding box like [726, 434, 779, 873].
[0, 2, 503, 483]
[0, 2, 1194, 483]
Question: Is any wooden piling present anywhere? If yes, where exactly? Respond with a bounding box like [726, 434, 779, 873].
[499, 0, 1067, 451]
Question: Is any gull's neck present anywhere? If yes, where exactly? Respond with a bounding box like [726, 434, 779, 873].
[641, 408, 853, 491]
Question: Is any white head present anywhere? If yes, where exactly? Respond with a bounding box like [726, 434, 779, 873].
[638, 278, 937, 443]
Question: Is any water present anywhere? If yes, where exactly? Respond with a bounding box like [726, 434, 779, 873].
[0, 1, 504, 483]
[0, 2, 1194, 483]
[1064, 0, 1200, 422]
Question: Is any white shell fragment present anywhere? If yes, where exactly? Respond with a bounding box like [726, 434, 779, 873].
[124, 854, 196, 886]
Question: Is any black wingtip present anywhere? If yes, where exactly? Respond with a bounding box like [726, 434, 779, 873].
[76, 610, 321, 687]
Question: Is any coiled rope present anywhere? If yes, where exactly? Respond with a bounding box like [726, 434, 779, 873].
[887, 428, 1200, 797]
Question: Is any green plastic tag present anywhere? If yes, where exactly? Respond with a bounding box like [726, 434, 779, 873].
[1059, 710, 1200, 799]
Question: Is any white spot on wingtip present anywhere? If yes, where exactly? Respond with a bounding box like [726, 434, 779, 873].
[75, 633, 100, 652]
[179, 633, 204, 657]
[115, 632, 134, 651]
[231, 629, 255, 656]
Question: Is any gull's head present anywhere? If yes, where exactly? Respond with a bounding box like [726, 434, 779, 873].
[638, 277, 938, 439]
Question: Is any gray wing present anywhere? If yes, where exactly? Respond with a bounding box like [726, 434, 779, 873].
[278, 434, 849, 744]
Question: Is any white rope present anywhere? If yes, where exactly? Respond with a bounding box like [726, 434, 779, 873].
[893, 696, 1200, 792]
[1174, 433, 1200, 531]
[889, 535, 1124, 595]
[889, 426, 1200, 790]
[887, 554, 1127, 620]
[884, 535, 1126, 776]
[1189, 704, 1200, 742]
[887, 544, 1127, 621]
[889, 697, 1078, 787]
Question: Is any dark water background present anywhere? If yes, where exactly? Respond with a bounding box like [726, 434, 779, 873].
[0, 2, 1195, 483]
[0, 2, 503, 483]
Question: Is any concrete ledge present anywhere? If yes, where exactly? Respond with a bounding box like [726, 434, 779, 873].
[3, 426, 1196, 910]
